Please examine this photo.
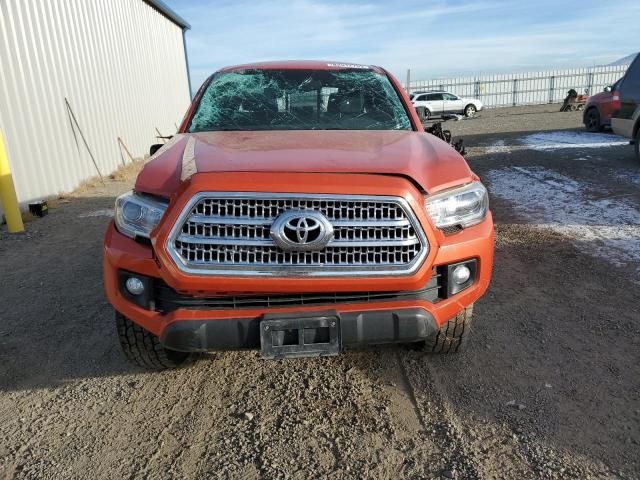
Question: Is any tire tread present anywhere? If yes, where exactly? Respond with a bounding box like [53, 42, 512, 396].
[424, 305, 473, 354]
[115, 312, 191, 370]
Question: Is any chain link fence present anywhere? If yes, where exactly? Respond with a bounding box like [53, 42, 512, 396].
[406, 65, 628, 108]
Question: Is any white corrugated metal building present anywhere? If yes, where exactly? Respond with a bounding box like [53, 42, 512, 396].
[0, 0, 191, 217]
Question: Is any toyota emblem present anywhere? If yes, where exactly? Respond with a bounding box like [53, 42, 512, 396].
[270, 210, 334, 251]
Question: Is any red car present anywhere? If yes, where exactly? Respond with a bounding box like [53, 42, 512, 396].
[584, 80, 621, 132]
[103, 60, 494, 369]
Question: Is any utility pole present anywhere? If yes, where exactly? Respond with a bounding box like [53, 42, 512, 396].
[406, 69, 411, 94]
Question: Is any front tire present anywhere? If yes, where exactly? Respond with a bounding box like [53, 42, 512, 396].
[635, 127, 640, 163]
[116, 312, 192, 370]
[584, 108, 601, 132]
[464, 104, 477, 117]
[424, 305, 473, 354]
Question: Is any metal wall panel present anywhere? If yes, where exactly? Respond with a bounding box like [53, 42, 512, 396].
[408, 65, 629, 108]
[0, 0, 191, 214]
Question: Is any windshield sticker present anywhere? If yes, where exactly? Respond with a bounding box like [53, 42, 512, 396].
[326, 63, 370, 69]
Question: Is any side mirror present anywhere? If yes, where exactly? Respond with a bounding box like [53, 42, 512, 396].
[604, 85, 612, 92]
[149, 144, 163, 156]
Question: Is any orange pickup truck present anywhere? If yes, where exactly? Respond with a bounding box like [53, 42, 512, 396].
[103, 61, 494, 369]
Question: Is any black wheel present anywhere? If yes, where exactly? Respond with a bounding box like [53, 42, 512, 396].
[424, 305, 473, 354]
[464, 104, 476, 117]
[418, 107, 430, 121]
[635, 128, 640, 162]
[116, 312, 193, 370]
[584, 108, 601, 132]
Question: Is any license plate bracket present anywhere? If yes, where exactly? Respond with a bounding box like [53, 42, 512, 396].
[260, 311, 341, 359]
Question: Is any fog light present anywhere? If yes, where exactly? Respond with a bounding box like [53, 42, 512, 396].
[452, 265, 471, 285]
[125, 277, 145, 295]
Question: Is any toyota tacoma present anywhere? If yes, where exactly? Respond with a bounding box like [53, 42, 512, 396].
[103, 61, 494, 369]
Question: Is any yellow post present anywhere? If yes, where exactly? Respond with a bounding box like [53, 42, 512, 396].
[0, 129, 24, 233]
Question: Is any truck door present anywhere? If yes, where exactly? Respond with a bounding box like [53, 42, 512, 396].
[612, 54, 640, 138]
[442, 93, 464, 114]
[426, 93, 444, 115]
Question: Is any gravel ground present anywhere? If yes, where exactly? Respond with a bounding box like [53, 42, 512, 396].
[1, 104, 639, 479]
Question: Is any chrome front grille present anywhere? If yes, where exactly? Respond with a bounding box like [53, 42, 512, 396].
[167, 193, 429, 276]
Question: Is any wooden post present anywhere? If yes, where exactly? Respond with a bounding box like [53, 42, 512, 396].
[117, 137, 135, 164]
[155, 127, 166, 143]
[64, 98, 104, 184]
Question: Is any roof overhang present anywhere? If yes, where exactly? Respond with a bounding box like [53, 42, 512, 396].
[144, 0, 190, 30]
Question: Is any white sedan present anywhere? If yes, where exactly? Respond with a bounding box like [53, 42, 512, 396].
[411, 91, 483, 120]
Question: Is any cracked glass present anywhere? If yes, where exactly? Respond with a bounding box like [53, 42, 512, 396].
[187, 69, 413, 132]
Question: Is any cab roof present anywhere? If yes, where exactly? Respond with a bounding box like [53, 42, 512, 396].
[218, 60, 385, 74]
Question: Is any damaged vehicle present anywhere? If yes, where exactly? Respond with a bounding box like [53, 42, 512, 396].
[103, 61, 494, 369]
[583, 80, 621, 132]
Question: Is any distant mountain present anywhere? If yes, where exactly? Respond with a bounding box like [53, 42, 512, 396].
[609, 53, 638, 66]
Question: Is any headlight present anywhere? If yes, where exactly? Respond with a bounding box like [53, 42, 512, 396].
[425, 182, 489, 229]
[115, 191, 167, 239]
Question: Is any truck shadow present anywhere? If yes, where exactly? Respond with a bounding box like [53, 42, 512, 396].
[0, 194, 140, 392]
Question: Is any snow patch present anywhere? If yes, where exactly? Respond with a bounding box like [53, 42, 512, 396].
[486, 166, 640, 272]
[78, 209, 113, 218]
[521, 131, 628, 150]
[442, 113, 465, 121]
[486, 140, 511, 154]
[614, 170, 640, 187]
[482, 131, 627, 155]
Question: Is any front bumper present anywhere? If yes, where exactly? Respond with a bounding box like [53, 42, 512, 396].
[104, 218, 493, 352]
[161, 308, 437, 352]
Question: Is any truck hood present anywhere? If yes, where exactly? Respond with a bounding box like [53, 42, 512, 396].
[135, 130, 474, 196]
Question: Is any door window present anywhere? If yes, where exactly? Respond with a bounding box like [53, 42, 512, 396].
[620, 55, 640, 97]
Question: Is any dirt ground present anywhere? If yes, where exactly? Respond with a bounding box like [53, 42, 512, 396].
[1, 104, 639, 480]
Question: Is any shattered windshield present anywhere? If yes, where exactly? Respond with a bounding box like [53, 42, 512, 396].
[187, 69, 413, 132]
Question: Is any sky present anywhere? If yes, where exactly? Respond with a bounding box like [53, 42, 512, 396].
[168, 0, 640, 91]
